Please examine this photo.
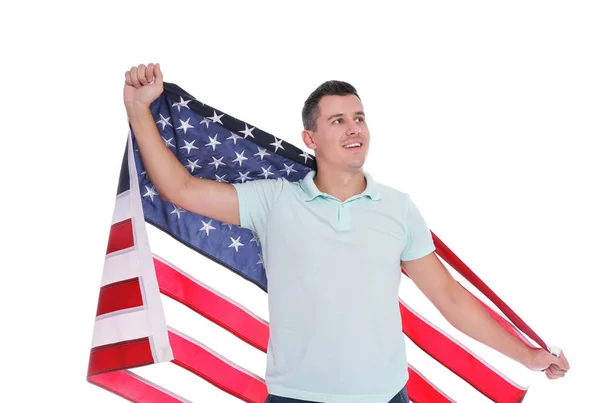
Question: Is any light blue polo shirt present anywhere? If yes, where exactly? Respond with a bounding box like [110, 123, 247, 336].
[232, 170, 435, 403]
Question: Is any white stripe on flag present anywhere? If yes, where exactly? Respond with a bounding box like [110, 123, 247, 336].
[131, 361, 243, 403]
[92, 309, 149, 348]
[160, 292, 267, 377]
[405, 336, 485, 402]
[124, 369, 193, 403]
[112, 189, 133, 224]
[101, 250, 141, 287]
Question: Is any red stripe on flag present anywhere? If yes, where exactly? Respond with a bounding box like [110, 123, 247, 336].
[88, 337, 154, 377]
[407, 366, 454, 403]
[431, 231, 548, 351]
[154, 256, 453, 403]
[170, 330, 267, 403]
[400, 300, 527, 403]
[155, 257, 269, 351]
[88, 370, 184, 403]
[96, 277, 143, 316]
[106, 218, 134, 254]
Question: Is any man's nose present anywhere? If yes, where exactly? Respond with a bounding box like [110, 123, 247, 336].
[346, 122, 361, 135]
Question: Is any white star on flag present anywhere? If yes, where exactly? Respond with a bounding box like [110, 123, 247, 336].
[205, 134, 221, 151]
[233, 150, 248, 166]
[199, 219, 216, 236]
[270, 136, 284, 152]
[162, 137, 175, 148]
[215, 173, 228, 183]
[176, 118, 194, 134]
[180, 140, 199, 154]
[200, 117, 211, 128]
[172, 96, 192, 112]
[208, 156, 226, 169]
[239, 124, 255, 139]
[170, 205, 186, 219]
[299, 150, 314, 163]
[209, 111, 225, 125]
[236, 171, 252, 183]
[156, 114, 173, 130]
[143, 185, 158, 202]
[254, 147, 270, 160]
[185, 159, 201, 173]
[227, 131, 243, 144]
[228, 236, 244, 252]
[281, 163, 298, 176]
[260, 166, 274, 179]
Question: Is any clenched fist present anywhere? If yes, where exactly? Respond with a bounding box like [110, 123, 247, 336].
[525, 348, 570, 380]
[123, 63, 164, 113]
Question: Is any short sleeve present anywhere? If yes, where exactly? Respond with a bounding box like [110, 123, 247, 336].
[232, 178, 285, 235]
[400, 196, 436, 262]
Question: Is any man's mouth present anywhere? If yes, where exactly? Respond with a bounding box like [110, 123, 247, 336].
[342, 142, 363, 149]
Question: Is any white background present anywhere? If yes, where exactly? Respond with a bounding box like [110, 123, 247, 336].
[1, 1, 598, 402]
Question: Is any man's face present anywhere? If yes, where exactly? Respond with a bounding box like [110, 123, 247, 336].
[302, 94, 370, 171]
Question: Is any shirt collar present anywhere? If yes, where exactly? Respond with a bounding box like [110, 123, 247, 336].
[299, 170, 383, 202]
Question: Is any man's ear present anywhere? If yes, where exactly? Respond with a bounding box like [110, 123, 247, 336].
[302, 130, 317, 150]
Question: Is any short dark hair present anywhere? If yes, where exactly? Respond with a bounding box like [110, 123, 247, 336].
[302, 80, 360, 131]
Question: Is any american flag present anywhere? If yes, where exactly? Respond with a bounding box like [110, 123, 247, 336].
[87, 82, 550, 402]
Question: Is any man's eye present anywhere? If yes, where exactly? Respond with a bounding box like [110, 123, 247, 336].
[333, 119, 341, 124]
[355, 117, 364, 122]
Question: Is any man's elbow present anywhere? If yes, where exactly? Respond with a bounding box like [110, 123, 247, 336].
[161, 188, 186, 206]
[160, 192, 175, 204]
[433, 281, 464, 323]
[160, 175, 191, 206]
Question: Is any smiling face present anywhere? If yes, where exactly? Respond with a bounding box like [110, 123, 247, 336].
[302, 94, 370, 172]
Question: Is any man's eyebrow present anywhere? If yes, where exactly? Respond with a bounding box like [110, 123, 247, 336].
[327, 111, 365, 120]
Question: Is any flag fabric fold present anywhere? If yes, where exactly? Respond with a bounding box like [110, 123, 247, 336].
[87, 82, 548, 402]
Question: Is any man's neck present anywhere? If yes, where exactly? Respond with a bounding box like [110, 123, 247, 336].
[313, 167, 366, 202]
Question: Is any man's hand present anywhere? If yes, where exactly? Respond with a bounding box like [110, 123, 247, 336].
[526, 348, 570, 379]
[123, 63, 164, 114]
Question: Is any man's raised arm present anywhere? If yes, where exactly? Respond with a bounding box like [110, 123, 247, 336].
[123, 63, 239, 226]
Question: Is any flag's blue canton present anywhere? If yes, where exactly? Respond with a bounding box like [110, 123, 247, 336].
[131, 84, 314, 291]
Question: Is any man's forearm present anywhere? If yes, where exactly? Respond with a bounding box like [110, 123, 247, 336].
[440, 283, 534, 367]
[126, 104, 190, 202]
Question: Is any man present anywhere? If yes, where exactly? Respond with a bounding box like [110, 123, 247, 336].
[123, 63, 570, 403]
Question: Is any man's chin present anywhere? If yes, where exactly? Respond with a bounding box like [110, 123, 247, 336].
[347, 160, 365, 170]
